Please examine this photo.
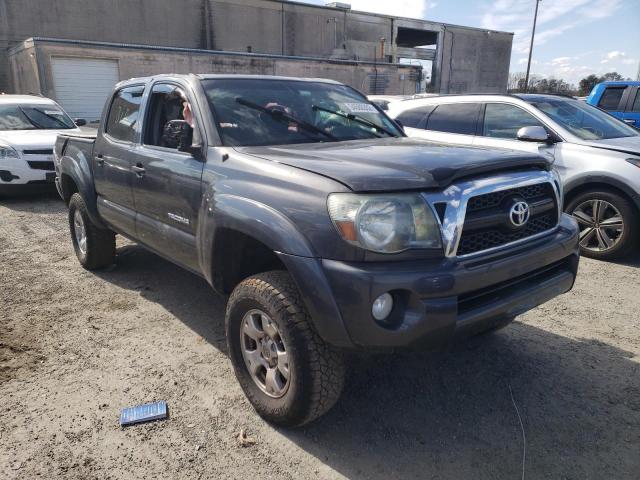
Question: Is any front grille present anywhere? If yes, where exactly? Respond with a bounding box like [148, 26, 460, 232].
[457, 182, 558, 256]
[27, 161, 55, 171]
[23, 149, 53, 155]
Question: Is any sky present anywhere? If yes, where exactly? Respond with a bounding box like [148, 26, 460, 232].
[296, 0, 640, 86]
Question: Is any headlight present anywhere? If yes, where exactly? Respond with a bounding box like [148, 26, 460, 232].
[551, 168, 563, 209]
[327, 193, 442, 253]
[627, 158, 640, 168]
[0, 144, 20, 160]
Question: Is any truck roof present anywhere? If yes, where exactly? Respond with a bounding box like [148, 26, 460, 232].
[116, 73, 342, 89]
[597, 81, 640, 86]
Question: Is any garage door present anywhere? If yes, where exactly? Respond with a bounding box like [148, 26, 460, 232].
[51, 57, 120, 122]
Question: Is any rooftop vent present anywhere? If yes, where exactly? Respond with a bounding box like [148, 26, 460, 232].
[325, 2, 351, 9]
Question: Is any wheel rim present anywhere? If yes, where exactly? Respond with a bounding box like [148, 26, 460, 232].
[73, 209, 88, 255]
[240, 309, 290, 398]
[571, 199, 624, 253]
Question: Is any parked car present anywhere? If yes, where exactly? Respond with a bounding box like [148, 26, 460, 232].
[389, 94, 640, 260]
[0, 94, 84, 196]
[55, 74, 579, 426]
[586, 81, 640, 128]
[367, 94, 412, 110]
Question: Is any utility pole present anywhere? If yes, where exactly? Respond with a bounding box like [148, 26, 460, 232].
[524, 0, 541, 93]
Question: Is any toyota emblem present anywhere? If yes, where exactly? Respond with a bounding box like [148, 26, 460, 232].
[509, 201, 530, 227]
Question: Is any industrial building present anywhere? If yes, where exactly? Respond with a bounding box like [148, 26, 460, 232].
[1, 0, 514, 120]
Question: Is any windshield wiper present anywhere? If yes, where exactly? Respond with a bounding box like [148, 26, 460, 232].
[312, 105, 398, 137]
[32, 108, 71, 129]
[17, 106, 46, 129]
[235, 97, 337, 142]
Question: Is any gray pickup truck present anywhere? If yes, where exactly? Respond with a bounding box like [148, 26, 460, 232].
[55, 74, 580, 426]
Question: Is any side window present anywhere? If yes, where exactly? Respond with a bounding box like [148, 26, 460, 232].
[598, 87, 625, 111]
[425, 103, 479, 135]
[483, 103, 545, 139]
[143, 83, 196, 148]
[396, 105, 436, 128]
[105, 86, 144, 143]
[630, 89, 640, 113]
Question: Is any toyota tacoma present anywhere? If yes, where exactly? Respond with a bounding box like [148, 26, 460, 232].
[55, 74, 580, 426]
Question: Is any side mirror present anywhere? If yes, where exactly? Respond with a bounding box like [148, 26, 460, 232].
[162, 120, 199, 154]
[517, 126, 551, 143]
[74, 118, 87, 127]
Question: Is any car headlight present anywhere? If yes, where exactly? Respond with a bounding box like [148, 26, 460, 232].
[0, 144, 20, 160]
[327, 193, 442, 253]
[627, 158, 640, 168]
[551, 168, 563, 209]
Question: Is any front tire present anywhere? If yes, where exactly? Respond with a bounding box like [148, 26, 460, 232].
[566, 189, 639, 260]
[226, 271, 345, 427]
[68, 193, 116, 269]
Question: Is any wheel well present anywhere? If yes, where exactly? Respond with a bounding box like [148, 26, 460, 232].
[564, 182, 639, 212]
[60, 174, 79, 205]
[212, 228, 286, 294]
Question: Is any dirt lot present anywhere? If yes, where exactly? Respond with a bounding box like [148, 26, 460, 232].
[1, 193, 639, 479]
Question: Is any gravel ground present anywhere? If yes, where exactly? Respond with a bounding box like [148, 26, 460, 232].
[1, 193, 639, 479]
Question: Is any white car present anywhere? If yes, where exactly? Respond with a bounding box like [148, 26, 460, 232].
[388, 94, 640, 260]
[0, 95, 83, 196]
[367, 95, 412, 111]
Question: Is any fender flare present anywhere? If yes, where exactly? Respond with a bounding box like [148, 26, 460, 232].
[564, 174, 640, 210]
[197, 193, 316, 285]
[58, 152, 106, 229]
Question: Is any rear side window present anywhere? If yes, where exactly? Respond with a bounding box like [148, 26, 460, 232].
[598, 87, 625, 111]
[426, 103, 479, 135]
[395, 105, 436, 128]
[483, 103, 544, 139]
[631, 90, 640, 113]
[105, 86, 144, 142]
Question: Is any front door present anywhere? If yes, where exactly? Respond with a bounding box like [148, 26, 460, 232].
[131, 82, 205, 272]
[472, 102, 557, 162]
[621, 87, 640, 128]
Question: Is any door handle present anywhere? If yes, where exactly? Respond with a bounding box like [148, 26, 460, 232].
[131, 164, 146, 177]
[623, 119, 636, 125]
[95, 154, 104, 166]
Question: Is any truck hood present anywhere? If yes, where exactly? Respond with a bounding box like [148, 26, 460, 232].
[582, 135, 640, 157]
[0, 129, 81, 151]
[237, 137, 551, 191]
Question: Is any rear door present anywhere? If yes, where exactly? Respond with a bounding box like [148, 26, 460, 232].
[596, 85, 630, 121]
[621, 86, 640, 128]
[405, 102, 480, 146]
[472, 102, 556, 161]
[93, 85, 145, 236]
[131, 81, 205, 271]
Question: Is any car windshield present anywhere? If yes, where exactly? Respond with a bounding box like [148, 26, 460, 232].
[0, 104, 76, 131]
[202, 78, 402, 146]
[526, 97, 638, 140]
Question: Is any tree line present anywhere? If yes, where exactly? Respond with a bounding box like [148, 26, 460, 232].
[508, 71, 630, 96]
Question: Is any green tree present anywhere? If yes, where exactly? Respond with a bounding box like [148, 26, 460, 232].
[600, 72, 624, 81]
[578, 74, 600, 96]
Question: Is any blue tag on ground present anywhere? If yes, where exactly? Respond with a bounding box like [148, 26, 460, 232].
[120, 401, 168, 426]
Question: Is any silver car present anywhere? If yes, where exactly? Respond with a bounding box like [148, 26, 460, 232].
[388, 94, 640, 260]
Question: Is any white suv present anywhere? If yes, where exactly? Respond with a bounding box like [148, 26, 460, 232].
[0, 95, 83, 196]
[388, 94, 640, 260]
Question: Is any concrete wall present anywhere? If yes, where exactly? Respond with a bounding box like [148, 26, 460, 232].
[0, 0, 513, 94]
[9, 39, 419, 100]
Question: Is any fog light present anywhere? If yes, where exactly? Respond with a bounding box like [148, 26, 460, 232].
[372, 293, 393, 321]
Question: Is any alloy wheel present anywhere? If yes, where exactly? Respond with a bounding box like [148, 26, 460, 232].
[73, 209, 88, 255]
[240, 309, 290, 398]
[571, 199, 624, 253]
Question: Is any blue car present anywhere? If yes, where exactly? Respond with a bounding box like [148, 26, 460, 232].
[586, 81, 640, 128]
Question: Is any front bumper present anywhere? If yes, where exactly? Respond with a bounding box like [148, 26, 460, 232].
[284, 213, 579, 350]
[0, 160, 56, 195]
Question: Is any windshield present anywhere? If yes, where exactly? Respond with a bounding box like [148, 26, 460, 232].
[526, 97, 638, 140]
[0, 104, 76, 131]
[202, 78, 402, 146]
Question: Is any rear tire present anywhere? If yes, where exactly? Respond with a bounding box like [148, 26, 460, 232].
[226, 271, 345, 427]
[565, 189, 639, 260]
[68, 193, 115, 269]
